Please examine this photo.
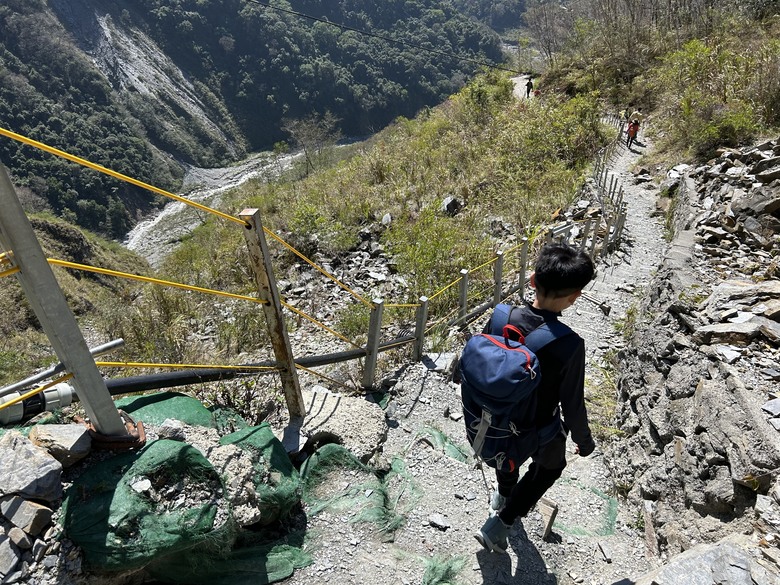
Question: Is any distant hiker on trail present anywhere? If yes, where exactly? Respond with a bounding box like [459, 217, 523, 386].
[470, 243, 596, 553]
[628, 107, 644, 141]
[525, 78, 533, 98]
[626, 119, 639, 149]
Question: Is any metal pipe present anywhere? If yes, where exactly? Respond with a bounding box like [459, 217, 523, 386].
[0, 339, 125, 398]
[98, 335, 416, 397]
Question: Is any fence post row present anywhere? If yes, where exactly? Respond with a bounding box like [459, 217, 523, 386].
[239, 208, 306, 418]
[0, 165, 128, 436]
[1, 113, 629, 400]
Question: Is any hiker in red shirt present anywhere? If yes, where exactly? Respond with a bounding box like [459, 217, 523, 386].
[626, 120, 639, 148]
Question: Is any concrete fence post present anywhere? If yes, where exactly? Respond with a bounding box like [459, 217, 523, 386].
[519, 237, 529, 296]
[492, 251, 504, 308]
[581, 218, 593, 252]
[0, 164, 127, 436]
[458, 269, 469, 322]
[412, 296, 429, 362]
[363, 298, 384, 389]
[240, 208, 305, 418]
[590, 218, 600, 258]
[601, 212, 615, 258]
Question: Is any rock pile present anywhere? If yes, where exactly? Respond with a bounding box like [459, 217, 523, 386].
[0, 428, 73, 584]
[606, 139, 780, 577]
[0, 386, 387, 585]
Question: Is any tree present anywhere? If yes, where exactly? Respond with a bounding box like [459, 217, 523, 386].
[281, 112, 343, 178]
[524, 0, 571, 66]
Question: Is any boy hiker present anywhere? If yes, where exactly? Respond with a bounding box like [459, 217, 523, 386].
[473, 243, 596, 553]
[525, 78, 534, 98]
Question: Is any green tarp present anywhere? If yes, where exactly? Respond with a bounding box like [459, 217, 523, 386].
[61, 439, 223, 572]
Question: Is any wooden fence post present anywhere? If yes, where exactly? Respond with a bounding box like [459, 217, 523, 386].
[239, 208, 305, 418]
[0, 164, 127, 436]
[412, 296, 429, 362]
[363, 298, 384, 388]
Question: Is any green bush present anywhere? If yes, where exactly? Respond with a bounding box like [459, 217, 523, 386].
[650, 38, 762, 156]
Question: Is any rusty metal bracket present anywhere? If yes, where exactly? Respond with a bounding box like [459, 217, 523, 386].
[86, 409, 146, 450]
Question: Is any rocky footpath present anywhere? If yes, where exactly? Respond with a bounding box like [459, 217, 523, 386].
[606, 139, 780, 577]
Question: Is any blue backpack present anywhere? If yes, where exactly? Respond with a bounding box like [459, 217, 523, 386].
[459, 304, 571, 472]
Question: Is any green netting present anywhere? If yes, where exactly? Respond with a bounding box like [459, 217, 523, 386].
[0, 424, 31, 438]
[144, 530, 311, 585]
[422, 555, 468, 585]
[61, 439, 226, 572]
[416, 426, 470, 463]
[142, 423, 310, 584]
[0, 410, 60, 438]
[114, 391, 216, 427]
[366, 389, 391, 409]
[299, 443, 419, 534]
[219, 423, 301, 526]
[210, 407, 249, 434]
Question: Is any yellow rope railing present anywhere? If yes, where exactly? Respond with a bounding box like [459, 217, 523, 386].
[428, 275, 463, 301]
[280, 300, 362, 349]
[50, 259, 362, 350]
[468, 255, 499, 274]
[48, 259, 270, 306]
[385, 301, 421, 309]
[0, 266, 20, 279]
[263, 228, 373, 307]
[0, 126, 246, 227]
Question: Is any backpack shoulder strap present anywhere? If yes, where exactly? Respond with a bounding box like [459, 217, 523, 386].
[524, 319, 574, 353]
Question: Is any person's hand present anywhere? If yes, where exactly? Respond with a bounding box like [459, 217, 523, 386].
[575, 440, 595, 457]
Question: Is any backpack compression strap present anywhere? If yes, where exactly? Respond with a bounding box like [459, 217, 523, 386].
[470, 409, 492, 464]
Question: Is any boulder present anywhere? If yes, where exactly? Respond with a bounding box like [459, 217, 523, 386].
[28, 423, 91, 468]
[281, 385, 388, 463]
[633, 534, 780, 585]
[0, 496, 53, 536]
[0, 431, 62, 503]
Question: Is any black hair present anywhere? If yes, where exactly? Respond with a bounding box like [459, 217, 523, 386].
[534, 243, 594, 298]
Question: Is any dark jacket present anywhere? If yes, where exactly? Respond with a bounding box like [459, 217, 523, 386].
[484, 303, 595, 456]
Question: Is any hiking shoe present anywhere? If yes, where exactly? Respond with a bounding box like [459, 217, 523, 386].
[474, 515, 509, 553]
[489, 490, 506, 517]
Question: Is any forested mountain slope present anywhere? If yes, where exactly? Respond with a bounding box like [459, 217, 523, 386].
[0, 0, 516, 237]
